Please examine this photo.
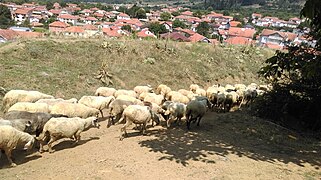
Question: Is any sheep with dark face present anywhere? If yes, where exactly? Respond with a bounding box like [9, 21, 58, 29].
[37, 116, 100, 153]
[0, 119, 32, 132]
[4, 111, 67, 137]
[0, 125, 35, 167]
[107, 99, 135, 127]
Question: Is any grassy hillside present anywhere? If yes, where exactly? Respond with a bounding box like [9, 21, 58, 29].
[0, 38, 274, 103]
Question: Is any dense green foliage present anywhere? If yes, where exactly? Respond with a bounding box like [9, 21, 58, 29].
[172, 19, 187, 29]
[196, 22, 210, 37]
[255, 0, 321, 131]
[148, 22, 167, 36]
[0, 5, 14, 29]
[160, 12, 172, 21]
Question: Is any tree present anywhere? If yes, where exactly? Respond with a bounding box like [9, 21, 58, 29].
[171, 11, 180, 17]
[0, 5, 14, 29]
[121, 25, 132, 33]
[193, 10, 203, 18]
[256, 0, 321, 131]
[46, 1, 54, 10]
[135, 8, 146, 19]
[196, 22, 210, 37]
[22, 18, 31, 28]
[148, 22, 167, 36]
[160, 12, 171, 21]
[172, 19, 187, 29]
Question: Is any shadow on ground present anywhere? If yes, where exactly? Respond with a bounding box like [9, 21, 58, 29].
[0, 148, 42, 169]
[138, 111, 321, 168]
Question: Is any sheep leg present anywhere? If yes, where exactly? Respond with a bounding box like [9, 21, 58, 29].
[186, 120, 191, 130]
[142, 123, 147, 135]
[119, 117, 130, 141]
[47, 136, 57, 153]
[73, 133, 81, 145]
[167, 116, 174, 128]
[39, 141, 45, 153]
[4, 149, 16, 167]
[197, 116, 202, 126]
[100, 110, 104, 118]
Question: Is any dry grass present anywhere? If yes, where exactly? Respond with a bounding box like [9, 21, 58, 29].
[0, 38, 274, 109]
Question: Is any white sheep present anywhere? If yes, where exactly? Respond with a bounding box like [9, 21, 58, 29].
[178, 89, 191, 96]
[133, 85, 153, 95]
[95, 87, 117, 97]
[189, 84, 200, 93]
[164, 102, 186, 127]
[2, 90, 54, 112]
[114, 89, 137, 98]
[0, 125, 35, 167]
[234, 84, 247, 90]
[225, 84, 235, 92]
[195, 88, 206, 97]
[50, 102, 100, 118]
[116, 95, 143, 105]
[138, 92, 154, 101]
[143, 93, 164, 106]
[170, 93, 190, 104]
[78, 96, 115, 118]
[37, 116, 100, 153]
[117, 105, 153, 140]
[8, 102, 50, 113]
[156, 84, 171, 97]
[35, 98, 78, 106]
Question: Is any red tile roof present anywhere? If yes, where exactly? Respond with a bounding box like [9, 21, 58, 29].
[264, 43, 283, 50]
[85, 16, 97, 21]
[102, 28, 122, 37]
[181, 11, 193, 16]
[49, 9, 61, 15]
[15, 8, 32, 15]
[226, 37, 253, 45]
[65, 26, 85, 33]
[0, 29, 18, 40]
[261, 29, 297, 41]
[188, 33, 207, 42]
[58, 14, 78, 20]
[118, 13, 130, 17]
[49, 21, 70, 28]
[228, 27, 256, 38]
[160, 32, 190, 42]
[230, 21, 241, 27]
[82, 24, 98, 30]
[174, 27, 195, 36]
[137, 28, 156, 38]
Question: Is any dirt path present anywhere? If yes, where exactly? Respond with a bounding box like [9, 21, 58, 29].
[0, 111, 320, 179]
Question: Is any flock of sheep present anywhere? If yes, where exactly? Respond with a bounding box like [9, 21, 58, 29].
[0, 83, 270, 167]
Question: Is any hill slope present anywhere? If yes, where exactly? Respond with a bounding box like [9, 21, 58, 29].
[0, 38, 272, 101]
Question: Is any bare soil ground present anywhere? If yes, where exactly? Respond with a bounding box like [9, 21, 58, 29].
[0, 111, 320, 180]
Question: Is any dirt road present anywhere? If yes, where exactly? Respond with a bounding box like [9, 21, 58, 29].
[0, 111, 320, 179]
